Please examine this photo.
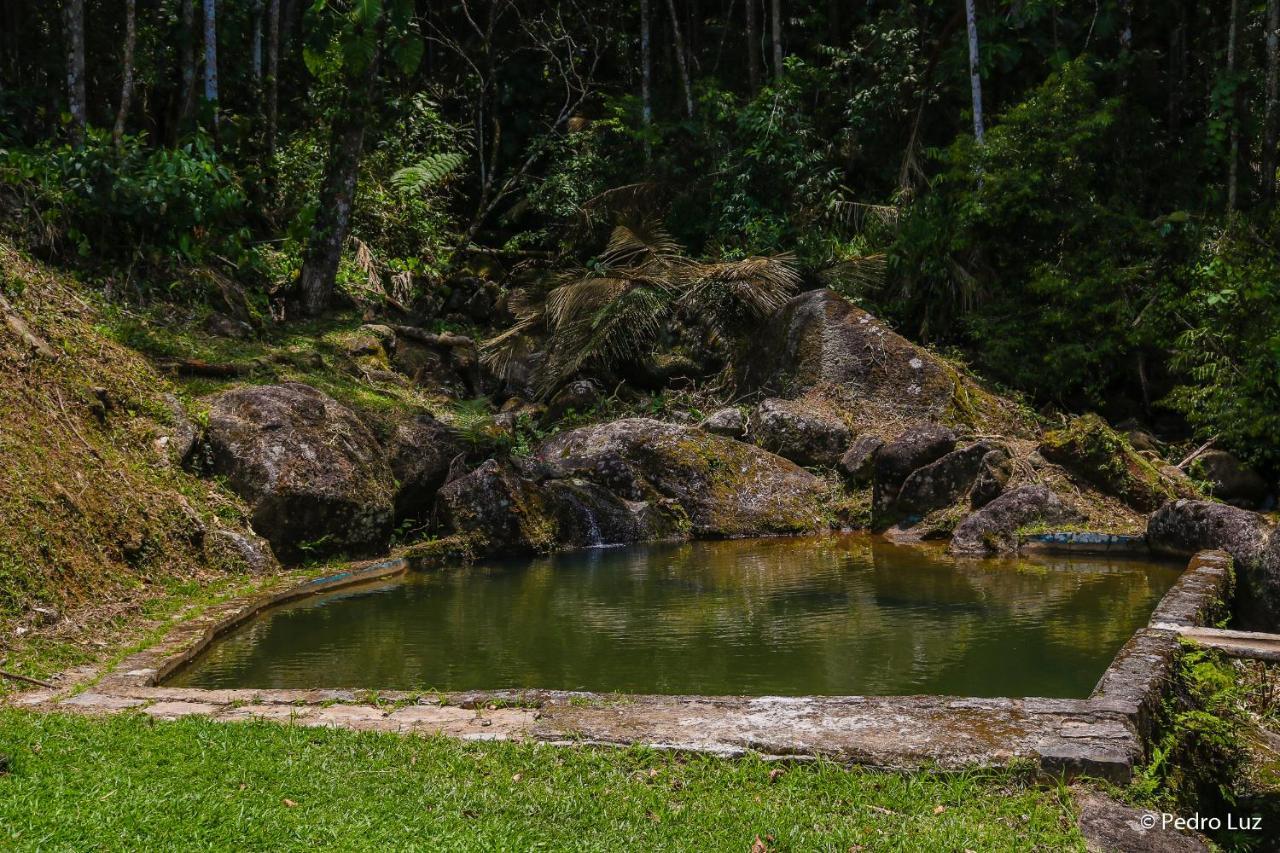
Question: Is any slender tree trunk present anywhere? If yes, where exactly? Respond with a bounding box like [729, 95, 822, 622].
[1227, 0, 1242, 211]
[1118, 0, 1133, 51]
[1263, 0, 1280, 203]
[252, 1, 264, 83]
[769, 0, 782, 80]
[965, 0, 984, 144]
[267, 0, 281, 160]
[745, 0, 760, 93]
[296, 44, 382, 316]
[640, 0, 653, 159]
[62, 0, 87, 145]
[179, 0, 198, 130]
[203, 0, 219, 125]
[665, 0, 694, 118]
[113, 0, 138, 147]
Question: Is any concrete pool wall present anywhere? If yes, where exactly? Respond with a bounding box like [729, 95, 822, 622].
[14, 545, 1232, 783]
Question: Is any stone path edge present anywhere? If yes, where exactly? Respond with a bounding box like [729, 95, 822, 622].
[8, 547, 1233, 783]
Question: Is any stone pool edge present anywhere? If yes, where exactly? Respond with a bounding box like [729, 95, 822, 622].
[10, 548, 1232, 783]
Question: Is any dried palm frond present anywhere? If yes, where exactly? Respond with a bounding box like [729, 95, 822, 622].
[537, 284, 668, 397]
[830, 200, 901, 232]
[572, 182, 665, 234]
[818, 253, 888, 293]
[599, 221, 687, 269]
[480, 308, 544, 381]
[686, 255, 801, 317]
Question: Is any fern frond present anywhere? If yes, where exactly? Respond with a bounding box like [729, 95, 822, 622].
[391, 151, 466, 195]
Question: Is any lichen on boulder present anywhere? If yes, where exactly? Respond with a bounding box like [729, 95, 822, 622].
[949, 485, 1074, 554]
[895, 441, 999, 518]
[872, 423, 957, 525]
[203, 382, 395, 562]
[532, 418, 829, 539]
[1147, 499, 1277, 628]
[748, 397, 851, 467]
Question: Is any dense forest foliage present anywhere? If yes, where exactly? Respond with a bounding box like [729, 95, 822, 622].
[1, 0, 1278, 473]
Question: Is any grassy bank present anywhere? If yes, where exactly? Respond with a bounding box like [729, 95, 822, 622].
[0, 710, 1083, 851]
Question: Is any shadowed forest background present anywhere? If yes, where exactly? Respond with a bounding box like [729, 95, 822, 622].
[1, 0, 1278, 475]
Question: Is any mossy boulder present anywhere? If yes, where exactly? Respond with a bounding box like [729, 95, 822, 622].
[388, 412, 461, 523]
[838, 435, 883, 486]
[872, 423, 957, 525]
[203, 382, 395, 562]
[1191, 450, 1269, 509]
[531, 418, 828, 539]
[1039, 414, 1182, 512]
[949, 485, 1074, 554]
[748, 397, 851, 467]
[1148, 499, 1276, 628]
[895, 441, 999, 518]
[736, 290, 959, 420]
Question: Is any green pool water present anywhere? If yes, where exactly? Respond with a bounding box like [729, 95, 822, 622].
[166, 535, 1183, 698]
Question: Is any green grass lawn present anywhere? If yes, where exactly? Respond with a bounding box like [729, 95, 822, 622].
[0, 710, 1084, 851]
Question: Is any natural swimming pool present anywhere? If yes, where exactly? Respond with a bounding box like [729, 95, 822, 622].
[166, 535, 1183, 698]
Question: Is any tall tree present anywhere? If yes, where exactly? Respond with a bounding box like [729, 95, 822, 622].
[62, 0, 87, 145]
[266, 0, 281, 160]
[665, 0, 694, 118]
[295, 0, 422, 315]
[252, 0, 264, 82]
[965, 0, 984, 144]
[113, 0, 138, 147]
[641, 0, 653, 157]
[1227, 0, 1242, 210]
[178, 0, 198, 130]
[745, 0, 760, 93]
[769, 0, 782, 80]
[203, 0, 218, 123]
[1263, 0, 1280, 202]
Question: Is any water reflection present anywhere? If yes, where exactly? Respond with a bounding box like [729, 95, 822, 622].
[168, 535, 1183, 698]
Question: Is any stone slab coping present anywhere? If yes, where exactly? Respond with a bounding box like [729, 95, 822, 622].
[1153, 625, 1280, 663]
[13, 545, 1233, 783]
[1020, 532, 1151, 556]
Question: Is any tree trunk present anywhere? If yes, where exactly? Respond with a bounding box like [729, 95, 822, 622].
[267, 0, 281, 160]
[769, 0, 782, 80]
[113, 0, 137, 147]
[826, 0, 840, 45]
[62, 0, 86, 145]
[1263, 0, 1280, 203]
[745, 0, 760, 94]
[1227, 0, 1242, 211]
[641, 0, 653, 159]
[252, 1, 264, 83]
[179, 0, 198, 130]
[665, 0, 694, 118]
[295, 44, 382, 316]
[965, 0, 984, 144]
[203, 0, 218, 124]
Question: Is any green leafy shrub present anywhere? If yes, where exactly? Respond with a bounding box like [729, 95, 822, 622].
[0, 130, 251, 265]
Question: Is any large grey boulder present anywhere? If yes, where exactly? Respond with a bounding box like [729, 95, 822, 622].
[896, 441, 997, 517]
[748, 398, 851, 467]
[388, 413, 461, 523]
[440, 418, 827, 556]
[838, 435, 884, 487]
[531, 418, 827, 539]
[203, 527, 280, 574]
[872, 423, 957, 524]
[950, 485, 1073, 554]
[1146, 500, 1271, 567]
[969, 448, 1013, 509]
[203, 383, 395, 562]
[701, 407, 747, 438]
[1148, 499, 1276, 628]
[1191, 450, 1269, 509]
[736, 289, 958, 417]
